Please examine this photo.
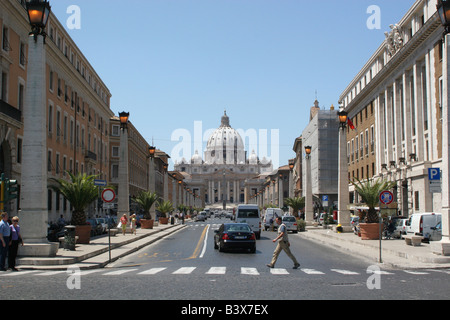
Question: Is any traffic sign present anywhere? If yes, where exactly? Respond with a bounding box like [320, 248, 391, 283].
[101, 188, 116, 203]
[428, 168, 441, 181]
[379, 191, 394, 205]
[94, 179, 107, 187]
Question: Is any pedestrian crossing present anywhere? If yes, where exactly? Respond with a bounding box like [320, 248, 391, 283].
[1, 266, 448, 278]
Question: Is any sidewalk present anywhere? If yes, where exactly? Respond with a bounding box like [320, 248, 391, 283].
[297, 226, 450, 269]
[15, 223, 187, 271]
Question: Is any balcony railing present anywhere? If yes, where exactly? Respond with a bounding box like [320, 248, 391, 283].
[0, 99, 21, 122]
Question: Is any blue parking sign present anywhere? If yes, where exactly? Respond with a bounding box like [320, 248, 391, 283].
[428, 168, 441, 181]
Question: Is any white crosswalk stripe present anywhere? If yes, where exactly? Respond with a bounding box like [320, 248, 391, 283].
[301, 268, 325, 275]
[103, 268, 138, 276]
[270, 268, 289, 275]
[206, 267, 227, 275]
[138, 267, 167, 275]
[241, 267, 260, 275]
[331, 269, 360, 275]
[173, 267, 197, 274]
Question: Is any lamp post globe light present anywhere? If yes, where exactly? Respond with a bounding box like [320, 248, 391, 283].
[337, 105, 352, 232]
[118, 112, 130, 223]
[432, 0, 450, 255]
[26, 0, 51, 41]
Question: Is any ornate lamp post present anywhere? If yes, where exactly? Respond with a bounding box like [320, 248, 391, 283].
[118, 112, 130, 222]
[304, 146, 314, 224]
[19, 0, 59, 256]
[433, 0, 450, 255]
[337, 107, 351, 232]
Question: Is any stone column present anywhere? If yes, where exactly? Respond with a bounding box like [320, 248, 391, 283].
[117, 124, 129, 221]
[305, 154, 314, 224]
[19, 35, 58, 256]
[338, 119, 351, 231]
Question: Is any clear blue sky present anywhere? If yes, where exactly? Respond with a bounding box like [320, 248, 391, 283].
[51, 0, 415, 169]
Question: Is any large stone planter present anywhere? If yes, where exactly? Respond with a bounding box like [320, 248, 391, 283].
[359, 223, 381, 240]
[159, 217, 169, 225]
[140, 219, 154, 229]
[75, 225, 91, 244]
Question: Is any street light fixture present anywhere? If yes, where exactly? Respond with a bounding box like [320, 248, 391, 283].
[304, 146, 312, 158]
[338, 110, 348, 129]
[119, 111, 129, 129]
[148, 146, 156, 159]
[26, 0, 51, 41]
[438, 0, 450, 34]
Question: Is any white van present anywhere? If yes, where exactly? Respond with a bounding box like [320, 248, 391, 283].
[235, 204, 261, 239]
[407, 212, 442, 241]
[263, 208, 283, 231]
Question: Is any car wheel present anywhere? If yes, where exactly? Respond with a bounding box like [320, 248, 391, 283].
[250, 246, 256, 254]
[218, 241, 225, 252]
[214, 239, 218, 249]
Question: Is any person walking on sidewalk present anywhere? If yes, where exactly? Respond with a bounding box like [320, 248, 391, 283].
[120, 214, 128, 236]
[267, 217, 300, 269]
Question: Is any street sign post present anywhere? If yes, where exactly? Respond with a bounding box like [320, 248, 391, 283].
[428, 168, 442, 193]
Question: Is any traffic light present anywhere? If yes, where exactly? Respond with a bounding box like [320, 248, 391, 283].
[6, 179, 19, 201]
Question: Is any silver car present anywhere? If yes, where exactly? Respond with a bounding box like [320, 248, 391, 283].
[282, 216, 298, 233]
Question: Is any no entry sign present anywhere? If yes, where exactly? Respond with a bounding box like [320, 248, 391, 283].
[101, 188, 116, 203]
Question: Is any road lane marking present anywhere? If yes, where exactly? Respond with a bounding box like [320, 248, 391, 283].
[199, 224, 210, 258]
[270, 268, 289, 275]
[138, 268, 167, 275]
[185, 225, 209, 260]
[241, 267, 259, 275]
[331, 269, 360, 275]
[103, 268, 138, 275]
[173, 267, 196, 274]
[301, 268, 325, 275]
[206, 267, 226, 275]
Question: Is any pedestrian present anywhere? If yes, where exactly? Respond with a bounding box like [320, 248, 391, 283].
[120, 214, 128, 236]
[0, 212, 11, 271]
[266, 216, 300, 269]
[8, 216, 24, 271]
[130, 214, 137, 235]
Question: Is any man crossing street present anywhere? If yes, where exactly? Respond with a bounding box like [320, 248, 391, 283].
[267, 216, 300, 269]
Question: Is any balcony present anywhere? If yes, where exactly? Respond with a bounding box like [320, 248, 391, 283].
[0, 99, 21, 123]
[85, 150, 97, 164]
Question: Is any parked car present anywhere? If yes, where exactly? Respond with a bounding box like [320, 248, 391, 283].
[87, 219, 103, 237]
[214, 223, 256, 253]
[430, 222, 442, 241]
[394, 218, 409, 238]
[263, 208, 282, 231]
[407, 212, 442, 241]
[282, 215, 298, 233]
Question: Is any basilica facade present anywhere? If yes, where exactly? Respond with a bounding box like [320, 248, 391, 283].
[174, 112, 273, 209]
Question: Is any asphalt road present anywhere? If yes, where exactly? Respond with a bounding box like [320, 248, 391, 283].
[1, 217, 449, 304]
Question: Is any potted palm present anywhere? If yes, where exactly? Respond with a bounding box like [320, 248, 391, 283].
[351, 178, 396, 240]
[285, 197, 305, 218]
[157, 200, 173, 224]
[133, 191, 159, 229]
[50, 172, 98, 244]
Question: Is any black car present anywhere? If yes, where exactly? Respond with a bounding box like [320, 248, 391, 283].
[214, 223, 256, 253]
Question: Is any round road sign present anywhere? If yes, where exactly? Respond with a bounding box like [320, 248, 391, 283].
[102, 188, 116, 203]
[379, 191, 394, 205]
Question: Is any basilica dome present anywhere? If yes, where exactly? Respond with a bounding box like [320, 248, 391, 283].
[205, 111, 245, 165]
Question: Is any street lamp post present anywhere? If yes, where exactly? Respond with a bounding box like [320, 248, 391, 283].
[19, 0, 58, 256]
[118, 112, 130, 222]
[304, 146, 314, 224]
[432, 0, 450, 255]
[337, 108, 352, 232]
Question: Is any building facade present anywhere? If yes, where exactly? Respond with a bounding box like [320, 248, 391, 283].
[339, 0, 443, 216]
[174, 112, 273, 209]
[1, 0, 113, 223]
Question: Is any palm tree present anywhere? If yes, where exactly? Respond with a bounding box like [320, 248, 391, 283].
[285, 197, 305, 217]
[351, 178, 396, 223]
[133, 191, 159, 220]
[157, 200, 174, 218]
[50, 172, 98, 226]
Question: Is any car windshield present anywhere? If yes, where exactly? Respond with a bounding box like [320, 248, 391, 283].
[237, 209, 258, 218]
[283, 217, 296, 222]
[225, 224, 251, 232]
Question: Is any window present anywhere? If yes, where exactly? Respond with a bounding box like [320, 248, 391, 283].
[48, 104, 53, 133]
[1, 72, 8, 101]
[2, 26, 9, 51]
[19, 42, 26, 66]
[112, 146, 119, 157]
